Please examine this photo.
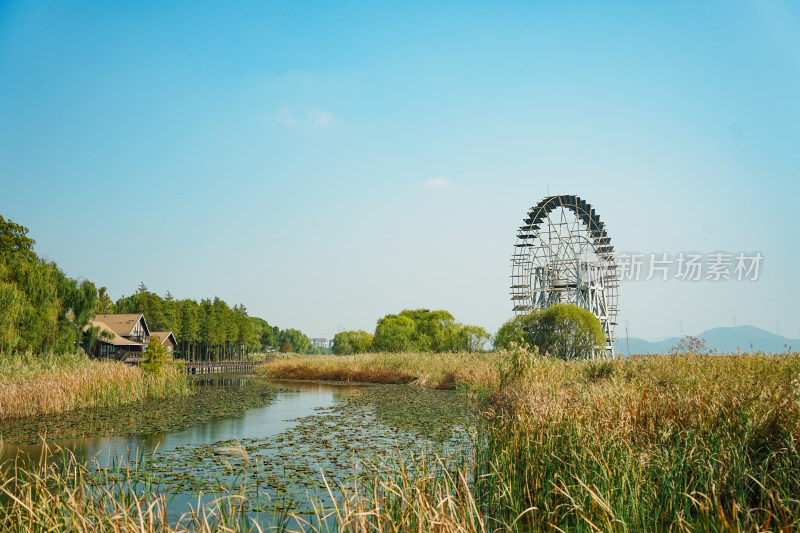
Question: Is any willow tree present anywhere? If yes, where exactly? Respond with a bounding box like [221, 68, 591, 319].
[495, 303, 605, 360]
[0, 215, 36, 262]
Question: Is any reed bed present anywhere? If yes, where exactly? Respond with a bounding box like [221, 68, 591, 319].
[0, 351, 192, 420]
[297, 453, 498, 533]
[0, 443, 261, 532]
[476, 352, 800, 531]
[262, 350, 800, 531]
[258, 352, 499, 392]
[4, 352, 800, 531]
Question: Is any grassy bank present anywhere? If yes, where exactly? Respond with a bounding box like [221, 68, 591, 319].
[3, 352, 799, 531]
[0, 351, 192, 421]
[257, 351, 499, 392]
[476, 353, 800, 531]
[260, 351, 800, 531]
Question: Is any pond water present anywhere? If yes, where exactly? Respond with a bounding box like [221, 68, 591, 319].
[0, 376, 474, 528]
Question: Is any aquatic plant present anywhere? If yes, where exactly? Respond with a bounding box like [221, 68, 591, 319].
[4, 353, 800, 531]
[0, 441, 276, 532]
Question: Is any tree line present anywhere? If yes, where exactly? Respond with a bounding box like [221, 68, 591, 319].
[0, 215, 98, 354]
[333, 309, 491, 355]
[334, 305, 605, 359]
[0, 214, 319, 359]
[111, 284, 325, 360]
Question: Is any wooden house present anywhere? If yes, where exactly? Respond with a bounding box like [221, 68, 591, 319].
[87, 314, 151, 359]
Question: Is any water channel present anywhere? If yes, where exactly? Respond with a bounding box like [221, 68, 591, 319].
[0, 376, 474, 528]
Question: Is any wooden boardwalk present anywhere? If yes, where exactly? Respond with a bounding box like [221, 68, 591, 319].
[123, 357, 272, 374]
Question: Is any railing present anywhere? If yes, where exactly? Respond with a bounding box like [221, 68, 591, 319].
[123, 357, 273, 374]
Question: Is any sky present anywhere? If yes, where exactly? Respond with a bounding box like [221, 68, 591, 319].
[1, 0, 798, 342]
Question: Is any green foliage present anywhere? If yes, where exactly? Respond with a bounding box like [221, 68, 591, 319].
[82, 324, 114, 355]
[233, 304, 257, 353]
[250, 317, 279, 351]
[372, 309, 489, 353]
[142, 336, 168, 374]
[333, 330, 374, 355]
[494, 316, 528, 350]
[279, 337, 292, 353]
[497, 343, 539, 389]
[0, 214, 315, 362]
[497, 304, 605, 359]
[278, 328, 312, 354]
[115, 290, 289, 360]
[451, 324, 491, 352]
[95, 286, 115, 314]
[373, 314, 417, 352]
[530, 303, 605, 359]
[0, 243, 98, 355]
[0, 214, 36, 262]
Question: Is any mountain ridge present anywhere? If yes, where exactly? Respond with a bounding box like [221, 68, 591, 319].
[613, 325, 799, 356]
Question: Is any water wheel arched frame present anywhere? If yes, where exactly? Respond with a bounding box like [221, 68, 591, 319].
[511, 194, 619, 357]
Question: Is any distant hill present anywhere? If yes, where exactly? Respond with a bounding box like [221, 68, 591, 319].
[614, 325, 799, 356]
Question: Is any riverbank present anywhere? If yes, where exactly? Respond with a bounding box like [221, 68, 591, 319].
[3, 351, 799, 531]
[257, 351, 500, 392]
[0, 351, 192, 420]
[259, 350, 800, 530]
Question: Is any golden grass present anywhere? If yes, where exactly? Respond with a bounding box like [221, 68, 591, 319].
[257, 351, 499, 392]
[0, 442, 257, 532]
[298, 453, 497, 533]
[476, 352, 800, 530]
[4, 350, 799, 531]
[0, 351, 192, 421]
[260, 350, 800, 530]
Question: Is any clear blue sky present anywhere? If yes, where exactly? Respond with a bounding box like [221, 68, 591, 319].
[1, 1, 798, 341]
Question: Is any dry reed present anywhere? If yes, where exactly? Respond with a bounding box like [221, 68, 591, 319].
[257, 352, 499, 392]
[0, 351, 192, 421]
[0, 441, 261, 532]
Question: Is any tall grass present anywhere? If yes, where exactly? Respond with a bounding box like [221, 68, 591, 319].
[257, 352, 499, 392]
[4, 351, 800, 531]
[0, 442, 262, 532]
[261, 350, 800, 531]
[0, 351, 192, 420]
[298, 453, 499, 533]
[476, 352, 800, 531]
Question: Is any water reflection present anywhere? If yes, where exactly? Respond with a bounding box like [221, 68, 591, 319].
[1, 378, 472, 528]
[1, 378, 364, 466]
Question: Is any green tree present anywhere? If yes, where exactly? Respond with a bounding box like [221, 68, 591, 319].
[452, 324, 491, 352]
[83, 324, 114, 355]
[372, 314, 417, 352]
[0, 215, 36, 261]
[494, 316, 528, 351]
[95, 286, 115, 314]
[0, 253, 95, 354]
[372, 309, 487, 353]
[142, 336, 168, 374]
[279, 337, 292, 353]
[179, 299, 201, 361]
[503, 304, 605, 360]
[162, 291, 181, 338]
[250, 317, 278, 352]
[333, 330, 374, 355]
[233, 304, 257, 357]
[279, 328, 312, 354]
